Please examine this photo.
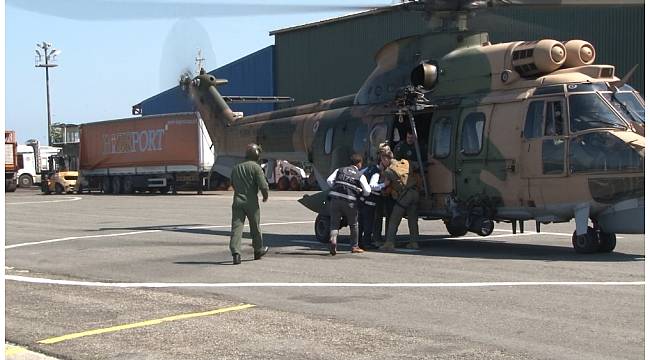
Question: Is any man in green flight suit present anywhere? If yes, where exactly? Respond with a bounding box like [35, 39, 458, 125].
[229, 143, 270, 265]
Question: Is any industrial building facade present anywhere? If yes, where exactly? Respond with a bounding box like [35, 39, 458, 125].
[134, 46, 276, 116]
[137, 6, 644, 115]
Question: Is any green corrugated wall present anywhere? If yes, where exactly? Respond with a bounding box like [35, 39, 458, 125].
[275, 6, 644, 107]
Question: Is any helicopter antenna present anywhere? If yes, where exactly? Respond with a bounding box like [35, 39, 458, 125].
[195, 49, 205, 75]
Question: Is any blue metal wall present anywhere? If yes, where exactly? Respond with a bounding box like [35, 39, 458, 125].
[137, 45, 276, 116]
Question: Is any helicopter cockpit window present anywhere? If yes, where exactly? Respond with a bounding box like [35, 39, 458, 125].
[602, 91, 645, 124]
[544, 101, 565, 136]
[461, 112, 485, 156]
[567, 83, 608, 92]
[569, 93, 627, 132]
[569, 132, 643, 173]
[432, 117, 451, 158]
[324, 128, 334, 155]
[524, 101, 544, 139]
[533, 85, 564, 96]
[353, 125, 369, 156]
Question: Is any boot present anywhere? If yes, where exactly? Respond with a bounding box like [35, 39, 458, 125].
[232, 254, 241, 265]
[379, 241, 394, 251]
[329, 242, 337, 256]
[406, 241, 419, 250]
[254, 246, 269, 260]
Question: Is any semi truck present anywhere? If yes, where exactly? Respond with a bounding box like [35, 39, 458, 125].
[16, 143, 62, 187]
[5, 130, 18, 192]
[77, 112, 219, 194]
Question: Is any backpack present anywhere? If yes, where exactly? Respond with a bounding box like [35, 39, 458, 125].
[386, 159, 416, 199]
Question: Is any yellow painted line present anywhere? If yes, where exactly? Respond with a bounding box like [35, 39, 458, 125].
[38, 303, 255, 345]
[5, 344, 27, 356]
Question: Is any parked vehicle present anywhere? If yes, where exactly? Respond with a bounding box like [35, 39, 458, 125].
[5, 131, 18, 192]
[77, 112, 219, 194]
[41, 154, 78, 195]
[17, 143, 61, 187]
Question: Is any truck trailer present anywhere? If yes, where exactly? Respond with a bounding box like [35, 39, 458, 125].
[78, 112, 217, 194]
[5, 130, 18, 192]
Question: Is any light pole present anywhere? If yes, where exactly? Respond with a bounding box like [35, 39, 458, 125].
[35, 42, 61, 146]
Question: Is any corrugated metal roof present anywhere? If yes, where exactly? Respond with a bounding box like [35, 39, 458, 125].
[269, 4, 400, 35]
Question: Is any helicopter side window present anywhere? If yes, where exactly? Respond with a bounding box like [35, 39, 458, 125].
[353, 125, 369, 156]
[569, 132, 643, 173]
[569, 93, 627, 132]
[460, 112, 485, 156]
[324, 128, 334, 155]
[432, 117, 451, 158]
[524, 101, 544, 139]
[544, 101, 565, 136]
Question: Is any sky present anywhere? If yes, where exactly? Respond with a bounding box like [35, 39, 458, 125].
[5, 0, 388, 144]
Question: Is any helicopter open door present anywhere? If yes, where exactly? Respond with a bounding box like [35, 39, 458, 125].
[455, 105, 493, 202]
[520, 97, 568, 208]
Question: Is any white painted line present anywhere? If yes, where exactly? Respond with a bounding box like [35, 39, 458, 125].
[5, 275, 644, 288]
[6, 196, 82, 205]
[5, 221, 314, 250]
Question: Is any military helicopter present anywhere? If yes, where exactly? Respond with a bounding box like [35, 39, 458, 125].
[11, 0, 643, 253]
[180, 0, 644, 254]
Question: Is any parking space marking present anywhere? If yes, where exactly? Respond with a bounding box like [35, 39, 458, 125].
[5, 221, 314, 249]
[7, 275, 643, 289]
[6, 196, 82, 205]
[37, 303, 256, 345]
[5, 344, 27, 356]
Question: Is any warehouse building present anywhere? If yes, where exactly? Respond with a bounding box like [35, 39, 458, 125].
[137, 5, 643, 115]
[273, 5, 644, 107]
[133, 45, 276, 116]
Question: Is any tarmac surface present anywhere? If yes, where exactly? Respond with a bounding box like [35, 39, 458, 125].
[4, 188, 645, 359]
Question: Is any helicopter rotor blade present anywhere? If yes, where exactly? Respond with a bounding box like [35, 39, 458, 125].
[6, 0, 388, 20]
[490, 0, 644, 7]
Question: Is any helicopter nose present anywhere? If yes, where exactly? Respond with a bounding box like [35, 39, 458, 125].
[589, 176, 645, 234]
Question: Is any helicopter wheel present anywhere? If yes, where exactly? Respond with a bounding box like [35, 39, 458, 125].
[314, 214, 331, 243]
[289, 177, 301, 191]
[597, 231, 616, 253]
[277, 176, 290, 191]
[572, 227, 599, 254]
[445, 222, 468, 237]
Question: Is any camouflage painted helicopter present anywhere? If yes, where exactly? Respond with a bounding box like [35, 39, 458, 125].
[182, 0, 644, 254]
[13, 0, 641, 253]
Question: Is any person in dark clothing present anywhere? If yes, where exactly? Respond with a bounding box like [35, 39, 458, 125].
[326, 153, 371, 255]
[229, 143, 270, 265]
[358, 157, 385, 250]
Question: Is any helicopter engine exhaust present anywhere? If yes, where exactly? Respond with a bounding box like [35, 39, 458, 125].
[410, 63, 438, 90]
[563, 40, 596, 67]
[511, 39, 566, 77]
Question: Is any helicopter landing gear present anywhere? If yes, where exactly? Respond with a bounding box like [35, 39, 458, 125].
[572, 227, 598, 253]
[571, 226, 617, 254]
[315, 214, 331, 243]
[445, 221, 468, 237]
[571, 203, 616, 253]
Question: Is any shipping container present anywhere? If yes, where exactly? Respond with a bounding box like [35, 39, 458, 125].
[5, 130, 17, 192]
[78, 112, 223, 194]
